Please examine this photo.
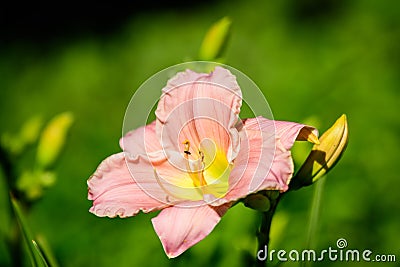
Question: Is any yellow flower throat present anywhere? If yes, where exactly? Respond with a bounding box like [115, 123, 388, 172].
[183, 140, 208, 187]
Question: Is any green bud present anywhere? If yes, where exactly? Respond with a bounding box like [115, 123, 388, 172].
[290, 114, 349, 190]
[20, 115, 43, 145]
[263, 190, 280, 201]
[1, 116, 43, 155]
[36, 112, 74, 168]
[243, 193, 271, 212]
[16, 170, 56, 200]
[198, 17, 231, 61]
[1, 132, 23, 155]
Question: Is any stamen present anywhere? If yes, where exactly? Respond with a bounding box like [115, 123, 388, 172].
[198, 150, 205, 163]
[197, 150, 207, 186]
[183, 140, 191, 157]
[182, 140, 207, 188]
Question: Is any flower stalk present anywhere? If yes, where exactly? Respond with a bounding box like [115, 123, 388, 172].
[255, 192, 281, 267]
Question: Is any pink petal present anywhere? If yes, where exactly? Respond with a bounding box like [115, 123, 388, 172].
[213, 117, 277, 205]
[119, 119, 205, 203]
[242, 117, 317, 191]
[155, 67, 242, 163]
[210, 117, 317, 205]
[244, 117, 318, 150]
[152, 203, 230, 258]
[88, 152, 168, 217]
[119, 121, 161, 155]
[127, 150, 206, 204]
[257, 140, 294, 191]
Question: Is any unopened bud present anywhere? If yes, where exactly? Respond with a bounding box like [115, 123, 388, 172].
[1, 116, 43, 155]
[243, 193, 271, 212]
[198, 17, 231, 61]
[290, 114, 348, 190]
[36, 112, 74, 168]
[20, 116, 43, 145]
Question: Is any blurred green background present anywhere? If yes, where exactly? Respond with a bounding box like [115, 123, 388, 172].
[0, 0, 399, 266]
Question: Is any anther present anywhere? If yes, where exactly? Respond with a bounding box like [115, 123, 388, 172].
[198, 150, 204, 162]
[183, 140, 192, 157]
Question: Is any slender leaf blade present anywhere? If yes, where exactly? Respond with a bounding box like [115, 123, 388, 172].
[11, 195, 49, 267]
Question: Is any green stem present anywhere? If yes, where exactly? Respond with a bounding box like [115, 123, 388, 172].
[0, 144, 14, 190]
[301, 178, 325, 267]
[0, 145, 22, 267]
[255, 195, 281, 267]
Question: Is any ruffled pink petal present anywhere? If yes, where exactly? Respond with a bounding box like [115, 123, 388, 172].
[88, 152, 168, 217]
[244, 117, 318, 150]
[257, 140, 293, 191]
[152, 203, 230, 258]
[155, 67, 242, 162]
[119, 121, 161, 155]
[157, 67, 241, 123]
[210, 117, 317, 205]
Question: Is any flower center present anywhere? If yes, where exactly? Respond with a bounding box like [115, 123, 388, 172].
[182, 140, 207, 187]
[181, 138, 232, 200]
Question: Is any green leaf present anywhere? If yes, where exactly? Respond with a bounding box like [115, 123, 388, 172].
[36, 235, 60, 267]
[11, 195, 49, 267]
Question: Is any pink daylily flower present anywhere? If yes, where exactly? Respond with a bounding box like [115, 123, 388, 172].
[87, 66, 318, 258]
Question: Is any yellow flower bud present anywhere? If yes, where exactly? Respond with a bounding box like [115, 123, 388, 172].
[290, 114, 348, 190]
[198, 17, 232, 61]
[36, 112, 74, 168]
